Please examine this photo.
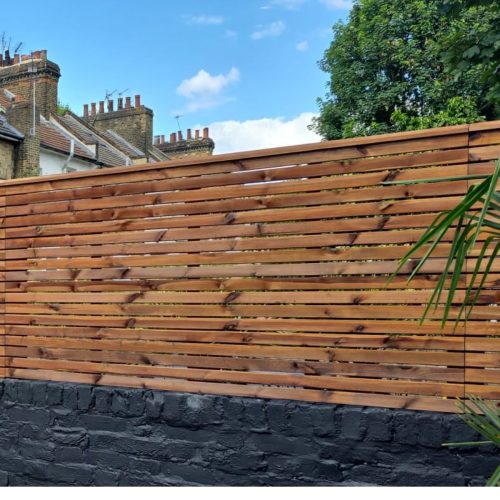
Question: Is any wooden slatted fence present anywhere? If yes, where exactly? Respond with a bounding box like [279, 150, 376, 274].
[0, 121, 498, 412]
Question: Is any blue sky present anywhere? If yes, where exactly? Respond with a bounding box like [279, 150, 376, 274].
[5, 0, 352, 152]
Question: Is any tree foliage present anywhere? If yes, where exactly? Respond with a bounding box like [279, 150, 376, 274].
[312, 0, 499, 140]
[440, 0, 500, 109]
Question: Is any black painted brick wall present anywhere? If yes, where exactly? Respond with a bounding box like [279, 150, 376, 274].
[0, 379, 496, 486]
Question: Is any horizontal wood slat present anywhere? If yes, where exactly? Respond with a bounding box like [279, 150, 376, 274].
[0, 121, 498, 412]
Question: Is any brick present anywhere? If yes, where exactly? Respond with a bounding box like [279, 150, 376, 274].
[242, 399, 267, 430]
[340, 409, 365, 441]
[417, 413, 444, 448]
[222, 398, 244, 423]
[19, 439, 54, 462]
[51, 427, 88, 447]
[87, 449, 129, 470]
[249, 433, 316, 456]
[31, 382, 47, 406]
[62, 385, 78, 410]
[6, 407, 50, 426]
[128, 391, 145, 417]
[346, 464, 394, 485]
[314, 459, 343, 482]
[164, 440, 201, 462]
[43, 463, 94, 486]
[54, 446, 85, 464]
[393, 412, 418, 445]
[365, 409, 393, 442]
[89, 432, 165, 459]
[46, 384, 63, 406]
[394, 464, 465, 486]
[81, 414, 128, 432]
[161, 393, 187, 426]
[310, 406, 336, 437]
[94, 387, 111, 413]
[266, 401, 290, 433]
[77, 385, 93, 410]
[111, 390, 129, 416]
[145, 391, 164, 419]
[184, 394, 223, 428]
[94, 469, 120, 486]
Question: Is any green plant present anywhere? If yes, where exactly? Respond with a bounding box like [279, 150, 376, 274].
[443, 396, 500, 486]
[385, 156, 500, 329]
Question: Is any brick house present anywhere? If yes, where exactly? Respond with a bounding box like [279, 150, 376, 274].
[0, 49, 215, 179]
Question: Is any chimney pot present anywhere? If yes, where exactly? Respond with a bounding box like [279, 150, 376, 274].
[83, 104, 89, 117]
[117, 97, 123, 110]
[177, 131, 183, 142]
[170, 133, 176, 143]
[203, 127, 209, 139]
[195, 129, 200, 139]
[125, 97, 131, 109]
[187, 129, 192, 140]
[107, 100, 114, 112]
[134, 95, 141, 108]
[99, 101, 105, 113]
[90, 102, 97, 116]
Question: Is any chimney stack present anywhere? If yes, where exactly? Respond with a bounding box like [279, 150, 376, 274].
[187, 128, 192, 140]
[99, 101, 104, 114]
[107, 100, 114, 112]
[117, 97, 123, 110]
[203, 127, 209, 139]
[13, 54, 19, 64]
[160, 134, 165, 144]
[125, 97, 131, 110]
[195, 129, 200, 139]
[91, 102, 97, 116]
[170, 133, 176, 143]
[177, 131, 183, 142]
[134, 95, 141, 108]
[83, 104, 89, 117]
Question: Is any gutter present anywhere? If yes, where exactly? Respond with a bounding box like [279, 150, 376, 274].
[62, 138, 75, 171]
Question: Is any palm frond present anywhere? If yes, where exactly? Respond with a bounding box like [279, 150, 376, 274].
[385, 156, 500, 329]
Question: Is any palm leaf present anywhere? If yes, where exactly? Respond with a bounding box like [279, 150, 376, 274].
[385, 156, 500, 329]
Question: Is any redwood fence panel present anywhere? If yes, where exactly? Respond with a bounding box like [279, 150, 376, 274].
[0, 121, 498, 412]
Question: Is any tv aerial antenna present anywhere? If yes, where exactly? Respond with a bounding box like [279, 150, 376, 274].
[175, 114, 183, 130]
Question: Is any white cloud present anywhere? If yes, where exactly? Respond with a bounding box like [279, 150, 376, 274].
[251, 21, 286, 40]
[177, 68, 240, 98]
[185, 15, 225, 25]
[203, 112, 320, 154]
[296, 40, 309, 51]
[319, 0, 352, 9]
[224, 29, 238, 38]
[176, 67, 240, 113]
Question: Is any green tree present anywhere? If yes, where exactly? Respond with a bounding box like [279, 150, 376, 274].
[440, 0, 500, 112]
[312, 0, 499, 140]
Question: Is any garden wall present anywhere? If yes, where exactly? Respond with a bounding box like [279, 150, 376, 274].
[0, 378, 496, 486]
[0, 122, 498, 486]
